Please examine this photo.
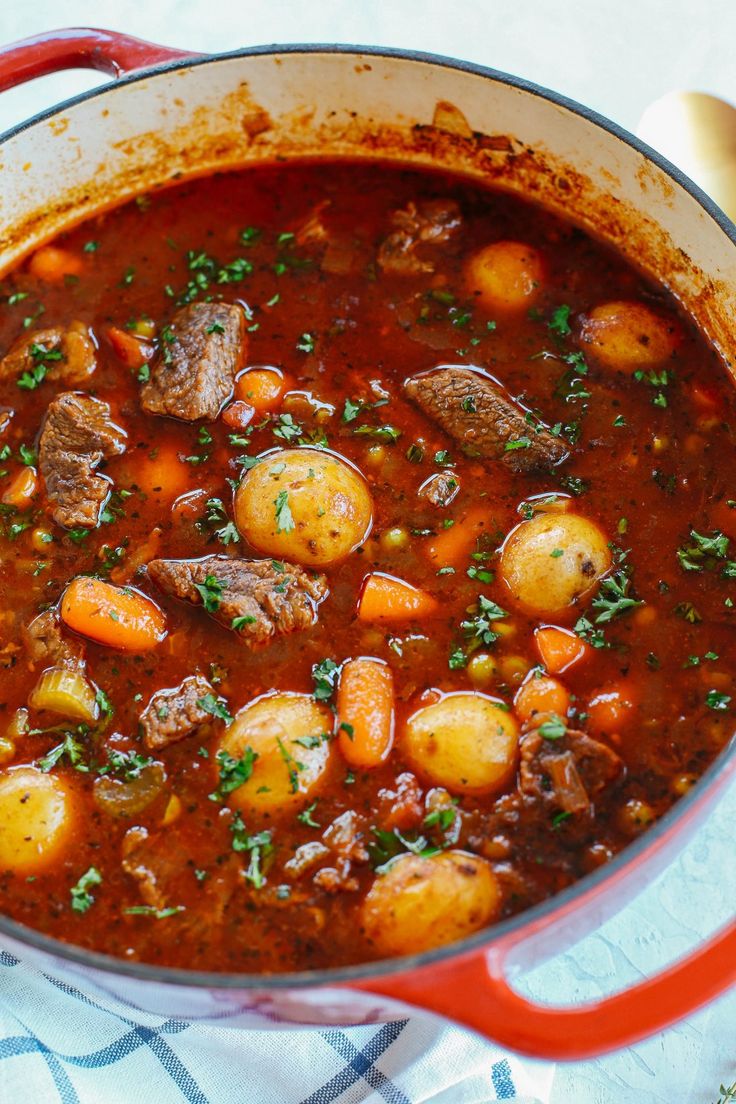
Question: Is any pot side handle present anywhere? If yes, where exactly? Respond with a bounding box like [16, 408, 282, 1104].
[0, 26, 199, 94]
[355, 913, 736, 1060]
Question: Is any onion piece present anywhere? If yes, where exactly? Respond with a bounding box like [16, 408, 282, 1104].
[93, 763, 166, 817]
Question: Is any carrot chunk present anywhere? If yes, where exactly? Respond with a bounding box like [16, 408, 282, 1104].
[107, 326, 152, 371]
[587, 681, 637, 734]
[424, 507, 493, 567]
[337, 657, 395, 769]
[61, 577, 166, 651]
[235, 368, 292, 413]
[358, 573, 438, 622]
[514, 674, 569, 724]
[2, 467, 38, 509]
[28, 246, 84, 282]
[535, 625, 591, 674]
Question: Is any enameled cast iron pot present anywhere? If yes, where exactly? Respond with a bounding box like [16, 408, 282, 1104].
[1, 27, 736, 1061]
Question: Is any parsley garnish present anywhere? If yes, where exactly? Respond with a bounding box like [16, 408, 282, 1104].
[312, 658, 340, 701]
[70, 867, 102, 913]
[548, 304, 572, 336]
[209, 747, 258, 802]
[705, 690, 731, 711]
[197, 693, 234, 726]
[590, 570, 644, 623]
[230, 812, 273, 888]
[274, 490, 295, 533]
[194, 574, 224, 613]
[460, 595, 507, 648]
[125, 905, 184, 919]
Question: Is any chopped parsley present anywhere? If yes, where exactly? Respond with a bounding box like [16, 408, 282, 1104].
[705, 690, 731, 711]
[197, 693, 234, 726]
[548, 304, 572, 336]
[538, 715, 567, 740]
[70, 867, 102, 913]
[274, 490, 295, 533]
[194, 574, 225, 613]
[677, 528, 730, 573]
[230, 812, 273, 889]
[460, 595, 507, 649]
[590, 569, 644, 623]
[312, 657, 340, 701]
[125, 905, 185, 919]
[209, 746, 258, 802]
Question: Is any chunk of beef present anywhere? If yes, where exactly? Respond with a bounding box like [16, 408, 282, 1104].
[0, 322, 96, 386]
[519, 726, 624, 814]
[404, 366, 569, 472]
[140, 303, 246, 421]
[140, 675, 216, 751]
[122, 826, 238, 925]
[22, 608, 85, 671]
[378, 199, 462, 275]
[417, 470, 460, 507]
[39, 392, 127, 529]
[147, 555, 328, 647]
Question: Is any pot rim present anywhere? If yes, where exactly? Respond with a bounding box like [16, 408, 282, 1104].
[2, 40, 735, 993]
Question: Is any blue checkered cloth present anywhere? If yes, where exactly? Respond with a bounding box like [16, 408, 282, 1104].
[0, 948, 553, 1103]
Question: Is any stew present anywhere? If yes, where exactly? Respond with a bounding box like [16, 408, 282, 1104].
[0, 160, 733, 972]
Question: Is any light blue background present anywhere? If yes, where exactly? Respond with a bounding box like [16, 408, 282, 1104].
[1, 3, 735, 1100]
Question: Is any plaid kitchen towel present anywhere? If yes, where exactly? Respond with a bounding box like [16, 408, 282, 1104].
[0, 948, 554, 1104]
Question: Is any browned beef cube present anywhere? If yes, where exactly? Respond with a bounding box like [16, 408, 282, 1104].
[404, 365, 569, 472]
[39, 391, 127, 529]
[147, 555, 328, 647]
[140, 303, 246, 421]
[140, 675, 216, 750]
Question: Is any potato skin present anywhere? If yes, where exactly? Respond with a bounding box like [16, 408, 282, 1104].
[499, 512, 611, 617]
[219, 692, 335, 815]
[465, 240, 544, 312]
[401, 692, 518, 795]
[234, 447, 373, 567]
[0, 767, 73, 873]
[580, 300, 679, 373]
[361, 850, 501, 956]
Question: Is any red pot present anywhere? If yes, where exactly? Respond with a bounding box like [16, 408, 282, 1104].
[1, 27, 736, 1061]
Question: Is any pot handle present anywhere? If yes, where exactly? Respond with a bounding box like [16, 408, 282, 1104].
[0, 27, 198, 94]
[357, 913, 736, 1060]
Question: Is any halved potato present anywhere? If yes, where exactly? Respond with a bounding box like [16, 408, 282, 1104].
[219, 692, 335, 815]
[401, 692, 518, 795]
[361, 850, 501, 956]
[234, 448, 373, 567]
[0, 767, 74, 873]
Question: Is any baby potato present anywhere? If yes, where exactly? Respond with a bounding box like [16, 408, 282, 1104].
[361, 850, 501, 956]
[0, 767, 73, 873]
[465, 240, 544, 312]
[219, 692, 335, 815]
[499, 512, 611, 617]
[234, 448, 373, 567]
[401, 692, 518, 795]
[580, 300, 680, 373]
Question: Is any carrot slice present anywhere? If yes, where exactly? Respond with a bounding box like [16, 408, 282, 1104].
[514, 674, 569, 724]
[2, 467, 37, 509]
[424, 507, 493, 567]
[28, 246, 84, 282]
[337, 657, 395, 769]
[61, 577, 166, 651]
[107, 325, 152, 371]
[535, 625, 591, 674]
[235, 368, 292, 413]
[358, 573, 438, 622]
